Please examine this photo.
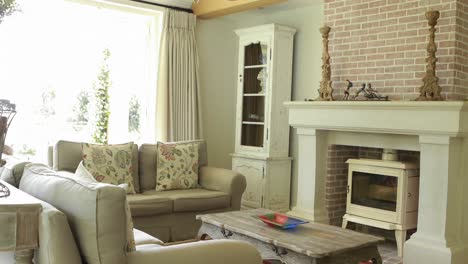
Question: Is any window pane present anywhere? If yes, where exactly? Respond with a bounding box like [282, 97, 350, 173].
[0, 0, 162, 162]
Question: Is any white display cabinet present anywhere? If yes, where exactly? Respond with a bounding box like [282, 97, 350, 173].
[231, 24, 296, 212]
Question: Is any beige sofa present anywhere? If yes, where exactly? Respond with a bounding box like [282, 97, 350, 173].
[48, 140, 246, 242]
[16, 163, 261, 264]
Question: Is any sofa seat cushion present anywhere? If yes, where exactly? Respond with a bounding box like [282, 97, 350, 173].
[133, 228, 164, 246]
[127, 194, 173, 217]
[143, 189, 231, 212]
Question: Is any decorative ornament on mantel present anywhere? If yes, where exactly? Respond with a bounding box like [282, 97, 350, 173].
[415, 10, 444, 101]
[316, 25, 334, 101]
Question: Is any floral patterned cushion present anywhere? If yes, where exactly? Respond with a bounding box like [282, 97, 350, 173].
[81, 142, 136, 194]
[156, 141, 200, 191]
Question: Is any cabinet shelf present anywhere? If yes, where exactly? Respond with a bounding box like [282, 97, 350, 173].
[244, 65, 267, 69]
[244, 93, 265, 97]
[242, 121, 264, 125]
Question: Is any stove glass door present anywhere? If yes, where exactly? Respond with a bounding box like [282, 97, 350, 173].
[351, 171, 398, 212]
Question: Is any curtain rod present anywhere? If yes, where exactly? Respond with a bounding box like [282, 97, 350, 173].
[130, 0, 193, 13]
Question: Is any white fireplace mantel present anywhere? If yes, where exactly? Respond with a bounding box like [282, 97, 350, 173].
[285, 101, 468, 136]
[284, 101, 468, 264]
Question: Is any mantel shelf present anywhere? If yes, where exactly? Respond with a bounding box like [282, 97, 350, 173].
[284, 101, 468, 137]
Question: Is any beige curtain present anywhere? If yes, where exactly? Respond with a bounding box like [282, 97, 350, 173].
[156, 9, 203, 142]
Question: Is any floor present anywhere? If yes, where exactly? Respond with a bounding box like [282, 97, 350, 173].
[378, 242, 403, 264]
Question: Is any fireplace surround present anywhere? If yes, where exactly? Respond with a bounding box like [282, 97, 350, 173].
[285, 101, 468, 264]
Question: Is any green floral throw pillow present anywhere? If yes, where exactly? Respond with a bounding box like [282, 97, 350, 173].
[156, 142, 199, 191]
[81, 142, 136, 194]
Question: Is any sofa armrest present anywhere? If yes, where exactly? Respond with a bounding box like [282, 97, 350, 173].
[199, 166, 246, 210]
[127, 240, 262, 264]
[0, 155, 31, 187]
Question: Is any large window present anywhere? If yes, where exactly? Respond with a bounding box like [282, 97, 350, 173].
[0, 0, 162, 162]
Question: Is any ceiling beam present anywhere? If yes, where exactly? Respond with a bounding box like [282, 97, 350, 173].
[193, 0, 287, 19]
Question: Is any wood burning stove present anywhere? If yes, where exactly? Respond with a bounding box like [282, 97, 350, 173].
[342, 151, 419, 257]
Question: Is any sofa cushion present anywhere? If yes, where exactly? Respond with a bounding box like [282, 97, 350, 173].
[127, 194, 173, 217]
[139, 140, 208, 191]
[82, 142, 136, 194]
[143, 189, 230, 212]
[133, 228, 164, 246]
[53, 140, 141, 193]
[74, 161, 136, 252]
[35, 201, 82, 264]
[20, 163, 127, 264]
[156, 141, 200, 191]
[0, 155, 30, 187]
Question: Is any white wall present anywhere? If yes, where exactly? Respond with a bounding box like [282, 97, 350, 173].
[196, 1, 324, 208]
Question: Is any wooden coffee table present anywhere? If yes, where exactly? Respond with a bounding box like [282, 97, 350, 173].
[197, 209, 384, 264]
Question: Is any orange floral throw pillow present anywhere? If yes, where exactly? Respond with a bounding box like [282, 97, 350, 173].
[81, 142, 136, 194]
[156, 142, 199, 191]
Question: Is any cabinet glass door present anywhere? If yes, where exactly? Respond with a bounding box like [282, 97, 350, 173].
[241, 42, 268, 148]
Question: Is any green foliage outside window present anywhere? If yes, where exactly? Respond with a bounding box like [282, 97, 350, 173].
[128, 95, 140, 133]
[39, 88, 56, 119]
[92, 49, 111, 144]
[15, 144, 36, 161]
[72, 89, 90, 123]
[0, 0, 18, 24]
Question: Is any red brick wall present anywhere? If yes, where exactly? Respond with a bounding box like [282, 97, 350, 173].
[455, 1, 468, 99]
[324, 0, 467, 100]
[326, 145, 358, 226]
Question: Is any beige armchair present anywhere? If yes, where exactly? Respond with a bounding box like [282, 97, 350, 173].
[18, 164, 262, 264]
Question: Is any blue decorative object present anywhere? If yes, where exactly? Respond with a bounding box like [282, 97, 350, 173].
[256, 213, 309, 229]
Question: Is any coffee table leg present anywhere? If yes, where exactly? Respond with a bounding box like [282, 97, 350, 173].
[14, 249, 34, 264]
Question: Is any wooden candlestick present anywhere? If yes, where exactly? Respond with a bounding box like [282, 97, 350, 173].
[316, 25, 334, 101]
[415, 10, 444, 101]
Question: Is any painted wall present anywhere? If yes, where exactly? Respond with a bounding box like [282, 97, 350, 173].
[196, 1, 324, 208]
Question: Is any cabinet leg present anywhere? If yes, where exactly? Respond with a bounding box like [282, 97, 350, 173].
[342, 219, 348, 229]
[394, 230, 406, 257]
[14, 249, 34, 264]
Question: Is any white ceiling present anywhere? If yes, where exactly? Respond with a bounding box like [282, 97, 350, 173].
[136, 0, 194, 9]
